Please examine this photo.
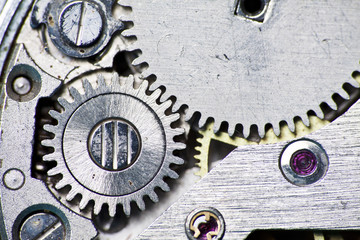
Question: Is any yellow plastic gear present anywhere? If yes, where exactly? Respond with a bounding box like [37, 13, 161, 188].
[194, 116, 329, 178]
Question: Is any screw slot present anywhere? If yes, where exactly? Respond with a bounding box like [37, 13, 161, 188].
[185, 207, 225, 240]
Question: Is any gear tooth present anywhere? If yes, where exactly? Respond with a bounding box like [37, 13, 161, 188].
[93, 201, 102, 215]
[55, 178, 69, 190]
[243, 124, 250, 139]
[301, 115, 310, 127]
[122, 28, 137, 37]
[47, 167, 60, 176]
[66, 188, 78, 201]
[199, 117, 208, 130]
[122, 202, 131, 216]
[111, 72, 120, 86]
[69, 87, 82, 101]
[158, 99, 172, 112]
[166, 169, 179, 179]
[97, 74, 107, 89]
[48, 110, 61, 120]
[136, 198, 146, 211]
[57, 97, 71, 110]
[326, 98, 337, 110]
[43, 153, 55, 162]
[132, 55, 146, 66]
[287, 120, 296, 133]
[149, 88, 162, 101]
[108, 203, 117, 217]
[159, 180, 170, 192]
[83, 79, 95, 96]
[138, 79, 149, 92]
[79, 196, 89, 210]
[314, 105, 325, 119]
[41, 139, 53, 147]
[148, 191, 159, 203]
[171, 156, 185, 165]
[338, 88, 350, 100]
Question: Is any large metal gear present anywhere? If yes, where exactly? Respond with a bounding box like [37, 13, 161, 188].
[41, 74, 185, 217]
[121, 0, 360, 137]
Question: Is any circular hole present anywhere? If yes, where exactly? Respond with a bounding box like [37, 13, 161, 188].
[240, 0, 266, 16]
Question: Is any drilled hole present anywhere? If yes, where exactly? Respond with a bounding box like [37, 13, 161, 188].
[240, 0, 266, 16]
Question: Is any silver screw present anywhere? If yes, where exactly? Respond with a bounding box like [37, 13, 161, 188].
[60, 1, 103, 47]
[185, 207, 225, 240]
[19, 212, 65, 240]
[235, 0, 270, 22]
[280, 139, 329, 186]
[89, 119, 141, 171]
[3, 168, 25, 190]
[12, 76, 32, 96]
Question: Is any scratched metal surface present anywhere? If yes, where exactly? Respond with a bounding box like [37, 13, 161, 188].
[138, 100, 360, 239]
[123, 0, 360, 136]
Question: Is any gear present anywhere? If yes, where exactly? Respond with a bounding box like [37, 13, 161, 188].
[121, 0, 360, 137]
[195, 116, 329, 177]
[41, 74, 185, 217]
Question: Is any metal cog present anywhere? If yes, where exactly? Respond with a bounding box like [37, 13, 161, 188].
[120, 0, 360, 137]
[41, 73, 185, 217]
[195, 116, 329, 178]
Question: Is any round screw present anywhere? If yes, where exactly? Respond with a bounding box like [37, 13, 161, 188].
[12, 76, 32, 96]
[280, 139, 329, 186]
[89, 119, 141, 171]
[185, 207, 225, 240]
[3, 168, 25, 190]
[19, 212, 65, 240]
[59, 1, 103, 47]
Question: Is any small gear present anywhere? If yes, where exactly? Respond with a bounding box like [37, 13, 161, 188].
[41, 74, 185, 217]
[195, 116, 329, 178]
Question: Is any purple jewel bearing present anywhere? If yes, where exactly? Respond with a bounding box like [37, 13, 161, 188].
[290, 149, 318, 176]
[280, 139, 329, 186]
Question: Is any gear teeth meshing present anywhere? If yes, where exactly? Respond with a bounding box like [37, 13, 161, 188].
[194, 116, 330, 177]
[42, 74, 184, 217]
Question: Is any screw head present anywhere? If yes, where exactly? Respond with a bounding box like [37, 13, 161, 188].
[3, 168, 25, 190]
[280, 139, 329, 186]
[12, 76, 32, 96]
[88, 118, 141, 171]
[59, 1, 103, 47]
[19, 212, 65, 240]
[185, 207, 225, 240]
